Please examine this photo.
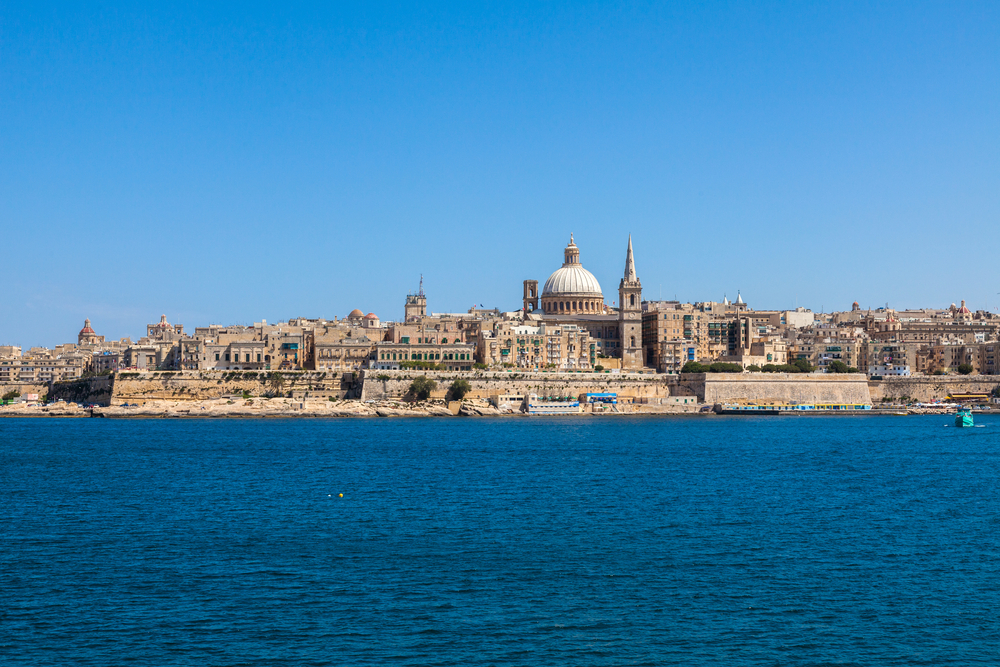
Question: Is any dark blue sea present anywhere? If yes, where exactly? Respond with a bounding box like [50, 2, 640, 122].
[2, 415, 1000, 666]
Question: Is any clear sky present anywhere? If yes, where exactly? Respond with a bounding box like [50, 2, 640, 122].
[2, 2, 998, 347]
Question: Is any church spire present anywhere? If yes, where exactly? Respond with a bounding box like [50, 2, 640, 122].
[623, 234, 637, 282]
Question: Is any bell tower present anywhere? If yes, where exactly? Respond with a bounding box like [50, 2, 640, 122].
[522, 280, 539, 313]
[618, 235, 643, 369]
[404, 275, 427, 322]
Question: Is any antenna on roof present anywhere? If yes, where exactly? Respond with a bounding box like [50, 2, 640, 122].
[419, 274, 424, 297]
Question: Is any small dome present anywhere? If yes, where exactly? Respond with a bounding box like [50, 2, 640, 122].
[348, 309, 364, 318]
[959, 300, 971, 314]
[364, 313, 378, 319]
[79, 318, 95, 335]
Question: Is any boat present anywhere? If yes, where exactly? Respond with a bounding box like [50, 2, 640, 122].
[955, 407, 974, 428]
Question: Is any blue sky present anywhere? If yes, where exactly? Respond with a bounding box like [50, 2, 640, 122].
[2, 2, 998, 347]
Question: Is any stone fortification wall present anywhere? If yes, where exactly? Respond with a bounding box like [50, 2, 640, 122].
[870, 376, 1000, 403]
[359, 369, 674, 402]
[0, 382, 50, 400]
[680, 373, 872, 405]
[49, 376, 114, 405]
[112, 370, 354, 405]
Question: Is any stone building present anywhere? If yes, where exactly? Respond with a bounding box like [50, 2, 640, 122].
[522, 235, 644, 369]
[478, 321, 595, 370]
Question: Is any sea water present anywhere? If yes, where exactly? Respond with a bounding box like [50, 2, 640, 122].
[2, 415, 999, 665]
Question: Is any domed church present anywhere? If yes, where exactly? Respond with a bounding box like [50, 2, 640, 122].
[522, 234, 644, 369]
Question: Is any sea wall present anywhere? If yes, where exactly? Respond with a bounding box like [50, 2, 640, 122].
[0, 382, 49, 400]
[679, 373, 873, 405]
[110, 371, 356, 405]
[870, 376, 1000, 403]
[358, 369, 675, 402]
[49, 376, 114, 405]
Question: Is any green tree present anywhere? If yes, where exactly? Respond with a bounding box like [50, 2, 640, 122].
[681, 361, 706, 373]
[594, 364, 604, 372]
[2, 390, 20, 402]
[848, 367, 859, 373]
[446, 379, 471, 401]
[746, 364, 761, 372]
[708, 362, 744, 373]
[957, 363, 974, 375]
[408, 377, 437, 401]
[827, 361, 849, 373]
[793, 359, 814, 373]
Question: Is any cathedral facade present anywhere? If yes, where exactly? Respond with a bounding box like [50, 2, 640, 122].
[522, 234, 645, 369]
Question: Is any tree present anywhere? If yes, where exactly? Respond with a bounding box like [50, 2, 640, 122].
[446, 379, 471, 401]
[746, 364, 761, 372]
[957, 363, 974, 375]
[2, 390, 20, 402]
[681, 361, 706, 373]
[848, 367, 859, 374]
[827, 361, 849, 374]
[793, 359, 814, 373]
[594, 365, 604, 372]
[708, 362, 744, 373]
[408, 377, 437, 401]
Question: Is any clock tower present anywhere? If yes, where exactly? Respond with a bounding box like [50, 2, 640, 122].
[618, 235, 643, 369]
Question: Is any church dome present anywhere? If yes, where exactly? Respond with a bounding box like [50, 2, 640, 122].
[79, 318, 95, 335]
[541, 235, 603, 297]
[348, 309, 364, 318]
[539, 235, 604, 316]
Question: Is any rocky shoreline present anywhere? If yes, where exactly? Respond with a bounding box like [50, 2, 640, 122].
[0, 396, 708, 418]
[0, 397, 531, 418]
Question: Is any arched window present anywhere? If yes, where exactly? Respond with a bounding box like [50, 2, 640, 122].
[630, 336, 636, 347]
[630, 294, 635, 307]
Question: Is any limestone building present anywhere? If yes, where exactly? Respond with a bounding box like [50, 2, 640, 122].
[522, 235, 646, 369]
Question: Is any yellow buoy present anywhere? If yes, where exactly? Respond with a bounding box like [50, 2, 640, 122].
[339, 493, 343, 497]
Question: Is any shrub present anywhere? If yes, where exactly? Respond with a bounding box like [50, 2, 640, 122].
[473, 363, 488, 370]
[681, 361, 706, 373]
[242, 390, 252, 399]
[957, 363, 974, 375]
[446, 379, 471, 401]
[746, 364, 761, 372]
[827, 361, 849, 373]
[594, 365, 604, 372]
[407, 377, 437, 401]
[2, 390, 20, 401]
